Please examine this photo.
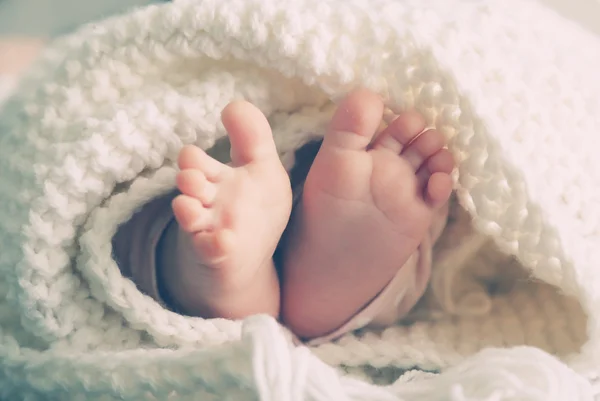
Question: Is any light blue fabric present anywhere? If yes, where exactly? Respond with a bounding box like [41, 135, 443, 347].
[0, 0, 160, 36]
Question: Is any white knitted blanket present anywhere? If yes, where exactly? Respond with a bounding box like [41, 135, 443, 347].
[1, 0, 599, 399]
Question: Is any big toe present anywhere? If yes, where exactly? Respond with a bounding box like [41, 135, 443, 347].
[322, 88, 384, 151]
[221, 100, 279, 166]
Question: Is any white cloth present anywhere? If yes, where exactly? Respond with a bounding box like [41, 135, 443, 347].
[0, 0, 599, 399]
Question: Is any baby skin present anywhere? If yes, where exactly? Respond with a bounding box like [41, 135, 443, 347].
[158, 89, 454, 340]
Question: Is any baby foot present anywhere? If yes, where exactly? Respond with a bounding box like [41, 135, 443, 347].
[160, 100, 292, 319]
[281, 89, 454, 339]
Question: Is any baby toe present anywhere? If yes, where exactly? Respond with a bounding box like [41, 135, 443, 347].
[172, 194, 214, 233]
[416, 149, 454, 207]
[178, 145, 227, 181]
[177, 169, 218, 206]
[425, 172, 453, 209]
[323, 88, 384, 151]
[222, 100, 279, 166]
[372, 110, 427, 154]
[177, 169, 206, 196]
[426, 148, 455, 175]
[401, 128, 446, 172]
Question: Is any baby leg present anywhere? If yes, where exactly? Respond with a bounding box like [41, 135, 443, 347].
[280, 89, 454, 339]
[158, 100, 293, 319]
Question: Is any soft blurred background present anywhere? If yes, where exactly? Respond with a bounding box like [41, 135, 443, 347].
[0, 0, 599, 102]
[0, 0, 159, 37]
[0, 0, 163, 102]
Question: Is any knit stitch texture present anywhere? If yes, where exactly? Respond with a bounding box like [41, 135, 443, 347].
[0, 0, 599, 399]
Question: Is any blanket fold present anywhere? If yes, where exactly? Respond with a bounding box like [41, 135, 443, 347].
[1, 0, 599, 399]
